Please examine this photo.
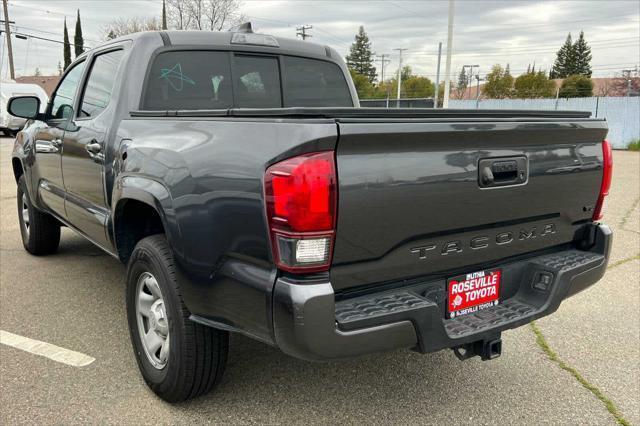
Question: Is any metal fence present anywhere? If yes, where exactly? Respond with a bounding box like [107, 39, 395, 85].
[449, 97, 640, 149]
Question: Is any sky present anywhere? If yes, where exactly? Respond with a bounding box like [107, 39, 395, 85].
[1, 0, 639, 81]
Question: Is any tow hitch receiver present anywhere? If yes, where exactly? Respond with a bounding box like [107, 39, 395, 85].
[453, 336, 502, 361]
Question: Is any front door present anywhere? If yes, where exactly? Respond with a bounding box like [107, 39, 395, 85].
[33, 61, 86, 217]
[61, 49, 124, 249]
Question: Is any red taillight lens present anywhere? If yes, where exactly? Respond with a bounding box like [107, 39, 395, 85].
[264, 151, 337, 273]
[593, 139, 613, 221]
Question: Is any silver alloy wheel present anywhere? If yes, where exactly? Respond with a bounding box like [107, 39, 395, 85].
[21, 193, 30, 238]
[136, 272, 170, 369]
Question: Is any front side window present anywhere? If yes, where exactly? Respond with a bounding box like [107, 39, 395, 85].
[79, 50, 124, 118]
[50, 61, 86, 119]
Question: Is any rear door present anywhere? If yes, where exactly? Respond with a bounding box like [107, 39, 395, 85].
[331, 118, 608, 290]
[61, 48, 124, 248]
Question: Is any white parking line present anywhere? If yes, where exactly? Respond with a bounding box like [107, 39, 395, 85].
[0, 330, 95, 367]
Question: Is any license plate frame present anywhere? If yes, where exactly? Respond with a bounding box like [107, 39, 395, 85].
[447, 268, 501, 319]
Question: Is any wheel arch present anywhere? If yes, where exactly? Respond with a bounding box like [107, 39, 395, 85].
[111, 176, 181, 263]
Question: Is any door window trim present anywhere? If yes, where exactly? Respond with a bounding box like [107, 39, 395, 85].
[47, 59, 87, 124]
[75, 46, 125, 122]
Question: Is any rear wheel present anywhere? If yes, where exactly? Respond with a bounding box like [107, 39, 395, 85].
[17, 175, 60, 255]
[126, 235, 228, 402]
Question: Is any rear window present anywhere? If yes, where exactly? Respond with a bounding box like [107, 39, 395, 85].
[141, 51, 352, 110]
[282, 56, 352, 107]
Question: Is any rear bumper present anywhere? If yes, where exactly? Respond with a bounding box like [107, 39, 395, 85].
[272, 224, 612, 361]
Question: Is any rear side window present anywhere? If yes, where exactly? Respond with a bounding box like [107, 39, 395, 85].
[282, 56, 353, 107]
[79, 50, 124, 118]
[142, 51, 233, 110]
[141, 51, 352, 110]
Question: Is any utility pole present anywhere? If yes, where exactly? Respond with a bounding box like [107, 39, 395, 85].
[622, 69, 634, 97]
[475, 74, 483, 108]
[376, 54, 390, 82]
[394, 48, 407, 108]
[443, 0, 455, 108]
[2, 0, 15, 80]
[462, 64, 479, 99]
[434, 42, 442, 108]
[296, 25, 312, 40]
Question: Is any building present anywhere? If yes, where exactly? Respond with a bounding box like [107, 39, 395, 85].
[14, 76, 61, 97]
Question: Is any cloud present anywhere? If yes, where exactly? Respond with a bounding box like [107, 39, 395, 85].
[1, 0, 637, 80]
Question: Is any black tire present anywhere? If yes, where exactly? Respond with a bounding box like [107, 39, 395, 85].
[126, 235, 228, 402]
[17, 175, 60, 255]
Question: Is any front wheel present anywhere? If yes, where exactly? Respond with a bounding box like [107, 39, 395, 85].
[17, 175, 60, 255]
[126, 235, 228, 402]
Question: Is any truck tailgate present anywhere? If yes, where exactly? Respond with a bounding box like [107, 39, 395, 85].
[331, 118, 608, 290]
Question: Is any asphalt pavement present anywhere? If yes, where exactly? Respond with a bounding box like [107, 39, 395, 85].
[1, 136, 638, 425]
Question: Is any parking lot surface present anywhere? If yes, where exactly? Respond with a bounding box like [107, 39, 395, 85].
[1, 136, 638, 425]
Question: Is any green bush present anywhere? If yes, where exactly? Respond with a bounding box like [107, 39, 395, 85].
[627, 139, 640, 151]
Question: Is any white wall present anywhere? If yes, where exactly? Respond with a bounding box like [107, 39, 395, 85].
[449, 97, 639, 149]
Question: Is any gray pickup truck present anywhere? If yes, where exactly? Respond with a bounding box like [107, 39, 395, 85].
[8, 26, 612, 402]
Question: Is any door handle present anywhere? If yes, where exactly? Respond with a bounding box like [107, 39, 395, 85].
[86, 141, 102, 154]
[478, 156, 528, 188]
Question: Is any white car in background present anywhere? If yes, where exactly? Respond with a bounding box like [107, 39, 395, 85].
[1, 81, 48, 136]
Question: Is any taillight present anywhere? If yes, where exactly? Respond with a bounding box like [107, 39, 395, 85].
[264, 151, 337, 273]
[593, 139, 613, 221]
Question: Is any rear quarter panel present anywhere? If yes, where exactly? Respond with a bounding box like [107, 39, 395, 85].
[116, 118, 337, 342]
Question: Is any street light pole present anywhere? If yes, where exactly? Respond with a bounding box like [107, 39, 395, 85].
[443, 0, 455, 108]
[434, 42, 442, 108]
[394, 48, 407, 108]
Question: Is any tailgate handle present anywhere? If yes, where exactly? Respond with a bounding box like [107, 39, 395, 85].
[479, 157, 528, 188]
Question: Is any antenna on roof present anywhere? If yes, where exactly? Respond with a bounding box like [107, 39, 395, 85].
[229, 22, 253, 33]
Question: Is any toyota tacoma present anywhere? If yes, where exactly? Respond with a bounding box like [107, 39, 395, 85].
[7, 26, 612, 402]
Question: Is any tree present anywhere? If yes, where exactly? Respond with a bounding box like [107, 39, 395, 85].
[34, 67, 42, 76]
[74, 10, 84, 58]
[559, 75, 593, 98]
[166, 0, 244, 31]
[162, 0, 168, 30]
[63, 18, 71, 70]
[550, 33, 574, 79]
[345, 26, 376, 83]
[400, 65, 412, 82]
[482, 64, 513, 98]
[514, 71, 556, 98]
[573, 31, 592, 77]
[102, 17, 162, 39]
[57, 61, 63, 76]
[349, 68, 374, 99]
[454, 66, 469, 99]
[402, 75, 434, 98]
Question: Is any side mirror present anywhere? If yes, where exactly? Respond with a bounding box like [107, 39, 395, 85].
[7, 96, 41, 120]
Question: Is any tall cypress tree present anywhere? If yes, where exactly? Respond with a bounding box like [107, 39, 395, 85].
[573, 31, 592, 77]
[550, 33, 573, 79]
[63, 18, 71, 70]
[162, 0, 167, 30]
[345, 26, 377, 83]
[74, 10, 84, 58]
